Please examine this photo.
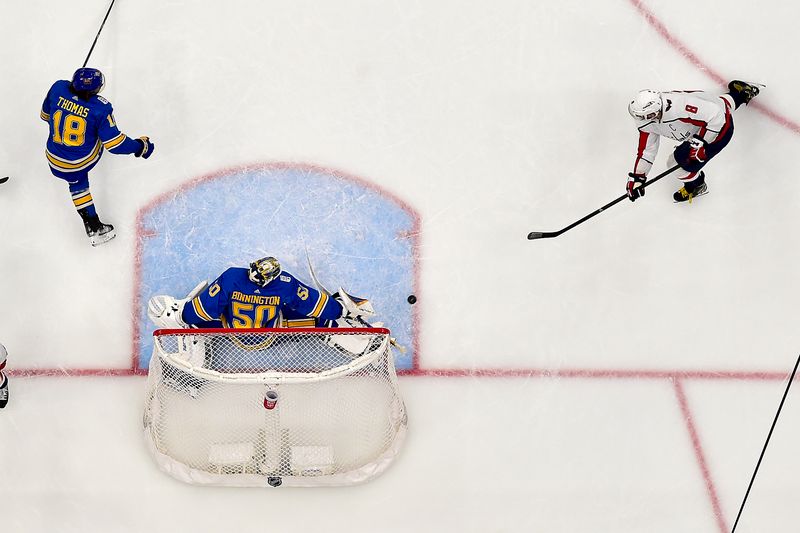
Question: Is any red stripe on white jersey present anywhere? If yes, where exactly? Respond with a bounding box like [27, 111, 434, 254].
[633, 130, 650, 174]
[678, 117, 708, 137]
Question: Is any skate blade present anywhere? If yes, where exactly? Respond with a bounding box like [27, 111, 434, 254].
[90, 230, 117, 247]
[673, 189, 709, 204]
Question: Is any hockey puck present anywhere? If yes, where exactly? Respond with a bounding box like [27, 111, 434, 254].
[407, 295, 417, 304]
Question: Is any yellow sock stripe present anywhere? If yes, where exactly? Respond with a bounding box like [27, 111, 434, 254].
[191, 297, 215, 322]
[102, 133, 126, 149]
[310, 291, 329, 317]
[72, 194, 94, 208]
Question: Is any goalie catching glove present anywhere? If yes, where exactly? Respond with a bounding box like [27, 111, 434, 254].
[332, 288, 376, 327]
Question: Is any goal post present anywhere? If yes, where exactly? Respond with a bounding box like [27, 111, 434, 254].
[143, 327, 408, 487]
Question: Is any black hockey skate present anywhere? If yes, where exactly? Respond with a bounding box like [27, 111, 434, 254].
[86, 222, 116, 247]
[673, 172, 708, 204]
[0, 372, 8, 409]
[80, 212, 116, 247]
[728, 80, 761, 106]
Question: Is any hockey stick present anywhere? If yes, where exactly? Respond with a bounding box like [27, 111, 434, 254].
[0, 177, 8, 184]
[304, 246, 332, 297]
[730, 353, 800, 533]
[82, 0, 117, 67]
[527, 164, 681, 240]
[303, 247, 405, 351]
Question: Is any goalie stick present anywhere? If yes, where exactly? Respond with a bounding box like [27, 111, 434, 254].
[303, 248, 406, 353]
[527, 165, 680, 240]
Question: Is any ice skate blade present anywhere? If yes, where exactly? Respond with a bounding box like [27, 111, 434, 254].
[673, 189, 709, 204]
[90, 229, 117, 247]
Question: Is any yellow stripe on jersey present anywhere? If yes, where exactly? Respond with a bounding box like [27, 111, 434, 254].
[45, 140, 102, 171]
[72, 192, 93, 208]
[309, 291, 329, 318]
[284, 318, 316, 328]
[102, 133, 126, 150]
[191, 297, 215, 322]
[40, 110, 50, 121]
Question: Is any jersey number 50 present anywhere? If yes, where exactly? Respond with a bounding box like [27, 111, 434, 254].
[51, 110, 87, 147]
[231, 302, 277, 328]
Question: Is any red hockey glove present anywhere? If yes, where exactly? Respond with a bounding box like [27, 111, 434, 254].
[686, 136, 708, 163]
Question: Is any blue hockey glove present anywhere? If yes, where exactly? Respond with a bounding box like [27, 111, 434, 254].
[135, 136, 155, 159]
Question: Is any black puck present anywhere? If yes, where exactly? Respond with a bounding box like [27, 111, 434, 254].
[407, 295, 417, 304]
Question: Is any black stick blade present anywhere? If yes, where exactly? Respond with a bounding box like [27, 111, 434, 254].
[527, 231, 557, 240]
[0, 176, 9, 184]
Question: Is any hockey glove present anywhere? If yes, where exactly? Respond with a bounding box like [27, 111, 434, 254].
[333, 289, 376, 319]
[626, 172, 647, 202]
[135, 136, 155, 159]
[147, 295, 187, 329]
[674, 135, 708, 170]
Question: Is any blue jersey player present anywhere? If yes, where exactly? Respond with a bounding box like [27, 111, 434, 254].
[40, 68, 155, 246]
[148, 257, 351, 330]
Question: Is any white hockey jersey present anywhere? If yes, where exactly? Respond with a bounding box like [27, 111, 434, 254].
[632, 91, 733, 176]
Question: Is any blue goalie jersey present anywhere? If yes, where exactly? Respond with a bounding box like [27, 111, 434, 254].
[40, 80, 141, 174]
[181, 267, 344, 329]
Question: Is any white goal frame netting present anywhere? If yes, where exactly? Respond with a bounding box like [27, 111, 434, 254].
[143, 327, 407, 487]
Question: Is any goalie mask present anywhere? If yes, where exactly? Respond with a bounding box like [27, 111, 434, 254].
[249, 256, 281, 287]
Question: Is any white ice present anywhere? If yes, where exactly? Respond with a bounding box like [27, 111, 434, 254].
[1, 1, 800, 531]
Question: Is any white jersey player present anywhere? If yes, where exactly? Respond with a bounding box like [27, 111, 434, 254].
[0, 343, 8, 408]
[626, 80, 760, 203]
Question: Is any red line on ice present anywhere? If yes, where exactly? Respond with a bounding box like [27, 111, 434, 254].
[628, 0, 800, 135]
[673, 378, 728, 533]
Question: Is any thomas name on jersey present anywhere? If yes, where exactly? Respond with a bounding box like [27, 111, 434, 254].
[55, 96, 90, 118]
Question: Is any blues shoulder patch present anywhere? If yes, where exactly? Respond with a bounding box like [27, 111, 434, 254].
[279, 275, 291, 282]
[96, 95, 110, 105]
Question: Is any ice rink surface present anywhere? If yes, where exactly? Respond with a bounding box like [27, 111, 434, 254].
[1, 0, 799, 531]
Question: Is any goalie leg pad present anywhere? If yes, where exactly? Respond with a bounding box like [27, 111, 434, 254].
[324, 316, 374, 356]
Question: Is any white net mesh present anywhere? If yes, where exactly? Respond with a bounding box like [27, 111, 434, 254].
[143, 328, 407, 487]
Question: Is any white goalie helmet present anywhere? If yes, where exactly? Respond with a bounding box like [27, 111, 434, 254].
[628, 89, 663, 121]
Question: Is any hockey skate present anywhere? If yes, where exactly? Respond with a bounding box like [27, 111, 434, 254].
[84, 219, 116, 247]
[673, 172, 708, 203]
[0, 372, 8, 409]
[728, 80, 761, 106]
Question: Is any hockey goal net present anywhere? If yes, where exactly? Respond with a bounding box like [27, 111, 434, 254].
[143, 327, 407, 487]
